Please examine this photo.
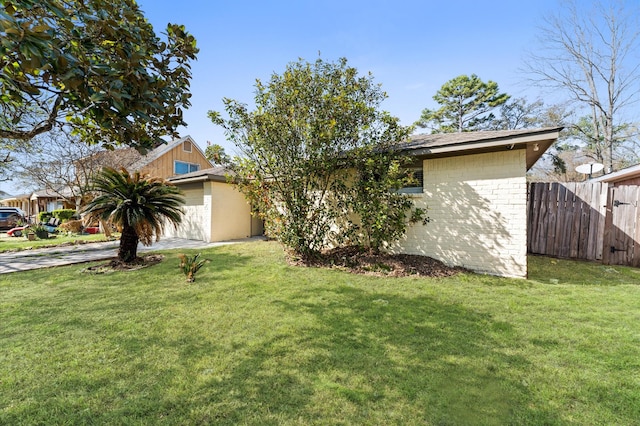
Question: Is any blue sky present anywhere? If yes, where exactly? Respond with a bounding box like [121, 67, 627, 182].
[136, 0, 560, 152]
[2, 0, 562, 195]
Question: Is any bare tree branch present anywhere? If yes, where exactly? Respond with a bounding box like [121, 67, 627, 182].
[523, 0, 640, 174]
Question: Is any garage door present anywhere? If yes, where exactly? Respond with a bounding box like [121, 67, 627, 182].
[164, 184, 208, 241]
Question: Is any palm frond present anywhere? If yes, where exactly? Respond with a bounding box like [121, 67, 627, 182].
[82, 167, 186, 260]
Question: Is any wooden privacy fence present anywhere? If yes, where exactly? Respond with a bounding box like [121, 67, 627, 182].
[528, 182, 640, 267]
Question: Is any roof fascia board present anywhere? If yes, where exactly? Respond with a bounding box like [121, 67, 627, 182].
[169, 173, 229, 184]
[407, 130, 561, 157]
[591, 164, 640, 182]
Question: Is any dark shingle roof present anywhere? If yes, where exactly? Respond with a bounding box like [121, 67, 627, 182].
[401, 127, 563, 151]
[167, 166, 233, 184]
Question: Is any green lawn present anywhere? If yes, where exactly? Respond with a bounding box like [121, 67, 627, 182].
[1, 241, 639, 425]
[0, 232, 116, 252]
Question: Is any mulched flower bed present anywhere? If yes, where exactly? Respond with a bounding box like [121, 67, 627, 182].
[83, 254, 164, 273]
[292, 246, 466, 277]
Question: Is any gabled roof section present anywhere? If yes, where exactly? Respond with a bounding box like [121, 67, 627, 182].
[31, 187, 75, 199]
[1, 192, 30, 203]
[81, 147, 142, 169]
[591, 163, 640, 183]
[129, 135, 208, 171]
[167, 166, 233, 184]
[400, 127, 563, 171]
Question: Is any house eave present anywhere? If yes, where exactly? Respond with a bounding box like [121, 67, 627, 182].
[402, 128, 562, 171]
[591, 163, 640, 183]
[168, 173, 231, 185]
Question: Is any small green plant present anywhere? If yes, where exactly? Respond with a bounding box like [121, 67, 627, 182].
[30, 224, 49, 239]
[178, 253, 209, 283]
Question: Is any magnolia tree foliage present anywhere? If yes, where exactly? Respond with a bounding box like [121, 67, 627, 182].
[0, 0, 198, 152]
[416, 74, 509, 133]
[210, 58, 424, 257]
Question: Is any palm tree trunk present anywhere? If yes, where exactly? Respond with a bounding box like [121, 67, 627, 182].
[119, 225, 139, 263]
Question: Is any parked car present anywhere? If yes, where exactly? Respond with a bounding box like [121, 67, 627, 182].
[0, 207, 26, 230]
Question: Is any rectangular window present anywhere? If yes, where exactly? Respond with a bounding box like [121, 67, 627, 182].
[174, 161, 200, 175]
[398, 167, 424, 194]
[47, 201, 64, 211]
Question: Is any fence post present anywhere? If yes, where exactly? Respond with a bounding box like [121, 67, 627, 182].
[601, 186, 614, 265]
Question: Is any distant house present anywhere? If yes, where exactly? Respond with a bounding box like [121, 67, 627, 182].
[0, 194, 30, 217]
[1, 188, 75, 221]
[130, 135, 213, 179]
[30, 188, 75, 213]
[591, 163, 640, 187]
[1, 136, 213, 219]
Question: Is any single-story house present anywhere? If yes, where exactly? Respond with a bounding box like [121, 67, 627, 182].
[1, 188, 75, 221]
[388, 126, 562, 278]
[1, 135, 214, 217]
[0, 193, 32, 216]
[164, 166, 264, 242]
[162, 127, 560, 278]
[591, 163, 640, 187]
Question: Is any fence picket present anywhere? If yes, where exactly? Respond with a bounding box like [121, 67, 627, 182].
[526, 181, 640, 266]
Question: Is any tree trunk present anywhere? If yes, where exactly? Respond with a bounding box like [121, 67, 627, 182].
[118, 225, 139, 263]
[99, 219, 112, 238]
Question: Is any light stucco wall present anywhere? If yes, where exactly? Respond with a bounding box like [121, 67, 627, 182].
[165, 181, 262, 242]
[209, 181, 254, 241]
[390, 149, 528, 278]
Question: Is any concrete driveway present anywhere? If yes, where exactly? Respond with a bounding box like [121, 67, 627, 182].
[0, 237, 253, 274]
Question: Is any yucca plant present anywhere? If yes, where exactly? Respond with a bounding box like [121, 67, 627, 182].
[178, 253, 209, 283]
[83, 167, 184, 263]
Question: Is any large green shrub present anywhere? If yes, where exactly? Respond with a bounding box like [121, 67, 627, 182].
[211, 57, 423, 257]
[52, 209, 76, 222]
[38, 212, 52, 223]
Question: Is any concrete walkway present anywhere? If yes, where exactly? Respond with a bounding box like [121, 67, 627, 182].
[0, 237, 253, 274]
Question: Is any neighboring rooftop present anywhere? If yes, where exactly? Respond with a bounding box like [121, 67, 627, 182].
[591, 163, 640, 184]
[129, 135, 207, 172]
[167, 166, 233, 184]
[400, 127, 563, 170]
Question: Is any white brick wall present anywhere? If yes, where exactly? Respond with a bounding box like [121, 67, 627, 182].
[389, 150, 528, 278]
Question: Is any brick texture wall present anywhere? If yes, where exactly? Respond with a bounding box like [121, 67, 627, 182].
[389, 149, 528, 278]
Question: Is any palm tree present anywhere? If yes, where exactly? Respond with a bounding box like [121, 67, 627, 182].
[83, 167, 184, 263]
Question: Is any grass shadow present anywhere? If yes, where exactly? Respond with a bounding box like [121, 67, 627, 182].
[184, 283, 561, 424]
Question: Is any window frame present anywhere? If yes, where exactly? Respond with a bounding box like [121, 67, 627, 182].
[174, 160, 200, 175]
[398, 166, 424, 194]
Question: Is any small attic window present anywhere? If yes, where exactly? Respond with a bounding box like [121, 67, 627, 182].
[183, 140, 192, 152]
